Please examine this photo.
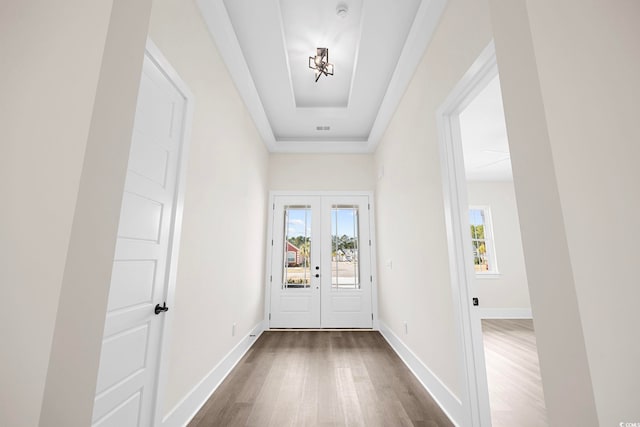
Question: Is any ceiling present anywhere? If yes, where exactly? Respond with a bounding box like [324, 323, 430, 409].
[197, 0, 447, 153]
[459, 75, 513, 181]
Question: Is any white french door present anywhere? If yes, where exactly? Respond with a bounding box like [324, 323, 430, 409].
[92, 48, 189, 427]
[269, 195, 373, 328]
[269, 196, 321, 328]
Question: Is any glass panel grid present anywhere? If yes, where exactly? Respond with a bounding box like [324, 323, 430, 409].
[282, 205, 312, 288]
[331, 205, 360, 290]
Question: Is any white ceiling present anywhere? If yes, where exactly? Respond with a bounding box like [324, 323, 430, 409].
[459, 76, 513, 181]
[197, 0, 447, 153]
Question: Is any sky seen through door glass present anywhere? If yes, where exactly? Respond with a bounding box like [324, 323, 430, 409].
[287, 209, 356, 237]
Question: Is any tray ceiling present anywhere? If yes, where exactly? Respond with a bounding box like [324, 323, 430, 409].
[197, 0, 447, 152]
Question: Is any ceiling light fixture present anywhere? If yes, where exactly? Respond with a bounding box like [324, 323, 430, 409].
[308, 47, 334, 82]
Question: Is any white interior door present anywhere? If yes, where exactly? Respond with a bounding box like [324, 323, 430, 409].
[92, 52, 186, 427]
[269, 195, 373, 328]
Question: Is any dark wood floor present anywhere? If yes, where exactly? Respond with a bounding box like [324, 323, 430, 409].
[189, 331, 453, 426]
[481, 319, 548, 427]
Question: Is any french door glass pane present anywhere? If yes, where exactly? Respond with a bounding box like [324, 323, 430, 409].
[283, 206, 312, 288]
[331, 205, 360, 289]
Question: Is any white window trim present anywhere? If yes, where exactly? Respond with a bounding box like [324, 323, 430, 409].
[469, 205, 500, 276]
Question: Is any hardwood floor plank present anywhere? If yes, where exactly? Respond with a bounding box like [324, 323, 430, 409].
[482, 319, 548, 427]
[349, 340, 384, 427]
[188, 331, 453, 427]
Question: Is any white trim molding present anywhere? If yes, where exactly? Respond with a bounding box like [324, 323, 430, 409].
[477, 308, 532, 319]
[436, 41, 498, 427]
[474, 273, 501, 280]
[379, 322, 462, 426]
[161, 322, 265, 427]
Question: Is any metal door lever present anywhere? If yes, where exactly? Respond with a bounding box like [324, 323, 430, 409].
[155, 302, 169, 315]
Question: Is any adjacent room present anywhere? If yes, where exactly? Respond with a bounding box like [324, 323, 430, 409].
[459, 74, 546, 426]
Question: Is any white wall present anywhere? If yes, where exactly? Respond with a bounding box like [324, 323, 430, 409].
[525, 4, 640, 421]
[490, 0, 640, 424]
[269, 154, 375, 191]
[0, 1, 152, 426]
[148, 0, 269, 417]
[466, 181, 530, 311]
[374, 0, 493, 403]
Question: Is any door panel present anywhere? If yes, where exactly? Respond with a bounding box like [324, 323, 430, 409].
[92, 53, 186, 427]
[107, 260, 156, 311]
[270, 197, 321, 328]
[269, 195, 373, 328]
[321, 196, 372, 328]
[94, 392, 142, 427]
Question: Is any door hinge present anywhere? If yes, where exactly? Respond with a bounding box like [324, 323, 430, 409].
[368, 203, 370, 210]
[273, 203, 275, 210]
[369, 239, 371, 246]
[271, 239, 274, 246]
[371, 313, 374, 320]
[270, 275, 272, 282]
[370, 275, 373, 282]
[269, 313, 271, 320]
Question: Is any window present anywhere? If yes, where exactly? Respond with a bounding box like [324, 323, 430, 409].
[282, 205, 312, 288]
[331, 205, 360, 289]
[469, 207, 498, 274]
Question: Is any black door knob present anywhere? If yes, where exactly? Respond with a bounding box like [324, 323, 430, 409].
[155, 302, 169, 315]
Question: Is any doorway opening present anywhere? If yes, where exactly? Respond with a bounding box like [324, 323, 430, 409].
[437, 42, 546, 426]
[266, 193, 377, 329]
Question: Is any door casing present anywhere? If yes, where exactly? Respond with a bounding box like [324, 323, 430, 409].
[436, 41, 498, 427]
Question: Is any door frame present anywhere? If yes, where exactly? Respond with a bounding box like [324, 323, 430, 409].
[264, 191, 379, 330]
[435, 41, 497, 427]
[139, 39, 194, 426]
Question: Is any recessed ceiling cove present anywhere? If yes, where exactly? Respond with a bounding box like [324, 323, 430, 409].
[281, 0, 363, 108]
[199, 0, 447, 152]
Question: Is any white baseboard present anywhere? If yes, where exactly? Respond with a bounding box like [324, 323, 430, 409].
[476, 307, 532, 319]
[378, 321, 462, 426]
[162, 321, 266, 427]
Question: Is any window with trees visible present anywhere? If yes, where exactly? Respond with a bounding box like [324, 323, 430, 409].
[282, 206, 311, 288]
[469, 207, 498, 274]
[331, 205, 360, 289]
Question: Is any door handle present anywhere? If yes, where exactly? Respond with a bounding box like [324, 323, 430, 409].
[155, 302, 169, 315]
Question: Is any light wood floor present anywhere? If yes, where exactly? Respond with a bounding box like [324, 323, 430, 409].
[189, 331, 453, 426]
[481, 319, 548, 427]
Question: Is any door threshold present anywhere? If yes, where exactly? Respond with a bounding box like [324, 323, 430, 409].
[268, 328, 375, 331]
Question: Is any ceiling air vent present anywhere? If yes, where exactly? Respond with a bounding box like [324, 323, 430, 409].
[316, 126, 331, 131]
